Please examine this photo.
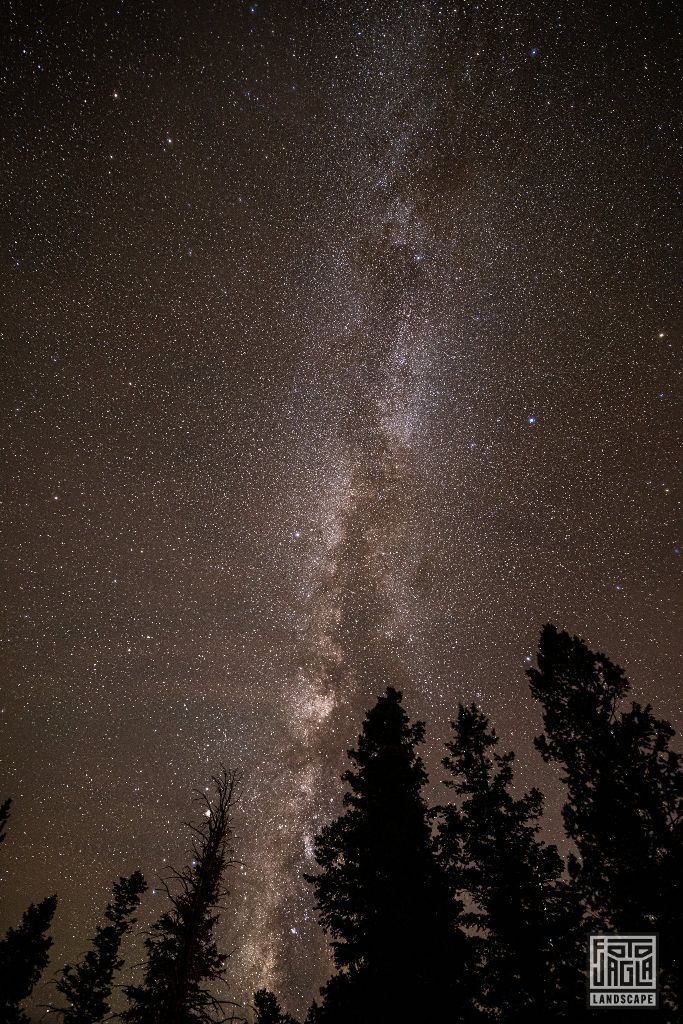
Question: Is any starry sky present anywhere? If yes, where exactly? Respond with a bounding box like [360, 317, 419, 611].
[1, 0, 681, 1018]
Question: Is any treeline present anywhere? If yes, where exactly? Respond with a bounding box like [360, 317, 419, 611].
[1, 625, 681, 1022]
[0, 770, 241, 1024]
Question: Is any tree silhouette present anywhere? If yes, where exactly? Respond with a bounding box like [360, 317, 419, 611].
[123, 768, 243, 1024]
[304, 686, 476, 1024]
[529, 624, 683, 1017]
[0, 797, 10, 845]
[253, 988, 299, 1024]
[0, 797, 57, 1024]
[53, 870, 146, 1023]
[0, 894, 57, 1024]
[436, 702, 586, 1021]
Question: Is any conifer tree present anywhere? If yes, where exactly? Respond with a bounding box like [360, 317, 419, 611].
[253, 988, 299, 1024]
[304, 686, 476, 1024]
[53, 870, 146, 1023]
[0, 894, 57, 1024]
[436, 703, 586, 1021]
[0, 797, 57, 1024]
[529, 624, 683, 1016]
[123, 768, 243, 1024]
[0, 797, 10, 844]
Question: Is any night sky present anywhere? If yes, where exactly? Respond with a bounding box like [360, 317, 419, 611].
[2, 0, 681, 1018]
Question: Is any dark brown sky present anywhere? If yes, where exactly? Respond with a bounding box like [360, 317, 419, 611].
[1, 0, 681, 1017]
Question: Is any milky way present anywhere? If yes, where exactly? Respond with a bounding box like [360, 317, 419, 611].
[2, 1, 680, 1019]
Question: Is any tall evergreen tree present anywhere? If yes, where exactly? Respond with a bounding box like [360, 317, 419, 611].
[0, 894, 57, 1024]
[253, 988, 299, 1024]
[304, 686, 476, 1024]
[53, 870, 146, 1023]
[436, 703, 586, 1021]
[123, 769, 243, 1024]
[529, 624, 683, 1017]
[0, 797, 10, 845]
[0, 797, 57, 1024]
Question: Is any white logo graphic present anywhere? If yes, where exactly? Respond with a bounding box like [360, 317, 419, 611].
[589, 934, 658, 1008]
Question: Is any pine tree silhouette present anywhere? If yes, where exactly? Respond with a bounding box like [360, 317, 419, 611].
[122, 768, 243, 1024]
[304, 686, 477, 1024]
[0, 798, 10, 845]
[0, 797, 57, 1024]
[436, 703, 586, 1021]
[529, 624, 682, 1018]
[53, 870, 146, 1023]
[0, 894, 57, 1024]
[253, 988, 299, 1024]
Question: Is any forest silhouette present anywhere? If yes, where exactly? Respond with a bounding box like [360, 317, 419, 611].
[2, 625, 681, 1023]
